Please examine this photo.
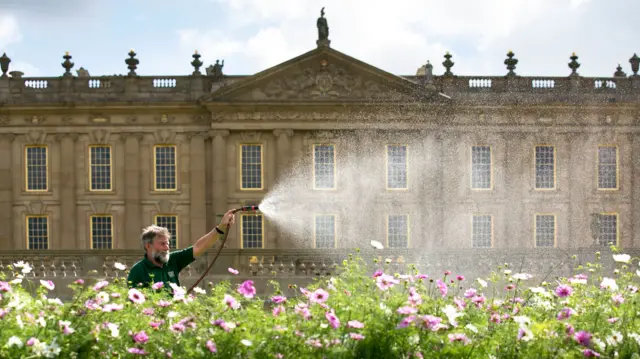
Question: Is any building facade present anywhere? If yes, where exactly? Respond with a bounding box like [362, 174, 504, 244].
[1, 20, 639, 254]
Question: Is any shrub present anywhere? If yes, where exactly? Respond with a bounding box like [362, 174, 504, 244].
[0, 249, 639, 358]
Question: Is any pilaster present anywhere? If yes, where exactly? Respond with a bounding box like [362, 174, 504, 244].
[189, 132, 208, 245]
[0, 134, 15, 249]
[273, 129, 294, 248]
[122, 133, 144, 249]
[210, 130, 230, 224]
[57, 133, 79, 249]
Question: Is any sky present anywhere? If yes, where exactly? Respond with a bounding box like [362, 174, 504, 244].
[0, 0, 637, 78]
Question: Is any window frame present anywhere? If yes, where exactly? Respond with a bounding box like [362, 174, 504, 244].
[88, 145, 113, 192]
[312, 143, 337, 190]
[153, 144, 178, 192]
[598, 212, 619, 246]
[534, 213, 557, 248]
[471, 214, 493, 248]
[89, 214, 114, 249]
[596, 145, 619, 191]
[470, 145, 493, 190]
[385, 144, 409, 190]
[239, 144, 264, 191]
[24, 145, 49, 192]
[533, 145, 556, 190]
[240, 213, 265, 249]
[25, 215, 49, 250]
[154, 214, 179, 249]
[313, 213, 337, 249]
[386, 214, 410, 248]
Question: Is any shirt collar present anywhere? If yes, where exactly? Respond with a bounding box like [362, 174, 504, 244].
[143, 253, 166, 269]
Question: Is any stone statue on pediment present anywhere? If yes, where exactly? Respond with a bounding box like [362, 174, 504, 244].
[317, 7, 329, 41]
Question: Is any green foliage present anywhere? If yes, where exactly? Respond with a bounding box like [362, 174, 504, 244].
[0, 251, 639, 358]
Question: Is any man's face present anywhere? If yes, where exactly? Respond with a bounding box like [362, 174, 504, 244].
[149, 235, 170, 264]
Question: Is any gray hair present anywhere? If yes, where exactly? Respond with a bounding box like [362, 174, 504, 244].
[140, 225, 171, 249]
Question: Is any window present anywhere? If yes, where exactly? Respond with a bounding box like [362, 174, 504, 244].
[89, 146, 112, 191]
[471, 146, 491, 189]
[387, 214, 409, 248]
[155, 215, 178, 249]
[26, 216, 48, 249]
[313, 144, 335, 189]
[386, 145, 408, 189]
[90, 215, 113, 249]
[314, 214, 336, 248]
[472, 215, 492, 248]
[154, 145, 177, 191]
[598, 146, 618, 189]
[598, 213, 618, 246]
[241, 214, 263, 248]
[25, 146, 48, 191]
[535, 146, 555, 189]
[240, 144, 263, 190]
[535, 214, 556, 247]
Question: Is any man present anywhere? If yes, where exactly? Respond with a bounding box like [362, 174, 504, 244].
[127, 209, 236, 289]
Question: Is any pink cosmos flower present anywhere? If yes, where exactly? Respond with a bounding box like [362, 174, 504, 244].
[93, 280, 109, 291]
[471, 295, 486, 307]
[0, 308, 7, 318]
[376, 274, 400, 291]
[397, 306, 418, 315]
[436, 280, 448, 297]
[206, 340, 217, 353]
[612, 293, 624, 306]
[40, 280, 55, 290]
[237, 280, 256, 299]
[310, 289, 329, 304]
[300, 288, 311, 298]
[397, 315, 416, 329]
[444, 270, 452, 276]
[142, 308, 154, 315]
[150, 321, 163, 329]
[448, 333, 471, 345]
[420, 315, 443, 331]
[103, 303, 124, 312]
[453, 297, 466, 311]
[490, 313, 501, 324]
[416, 274, 428, 280]
[128, 288, 145, 304]
[408, 288, 422, 306]
[583, 349, 600, 357]
[132, 331, 149, 344]
[372, 270, 383, 278]
[84, 299, 100, 311]
[151, 282, 164, 290]
[456, 275, 465, 281]
[464, 288, 477, 298]
[170, 323, 186, 333]
[223, 295, 240, 310]
[608, 317, 619, 323]
[74, 279, 85, 285]
[349, 333, 365, 340]
[555, 284, 573, 298]
[228, 268, 239, 275]
[295, 303, 312, 320]
[275, 354, 283, 359]
[271, 295, 287, 304]
[26, 338, 37, 346]
[128, 348, 146, 355]
[272, 305, 285, 316]
[325, 311, 340, 329]
[557, 308, 574, 320]
[574, 330, 592, 347]
[347, 320, 364, 329]
[0, 281, 11, 292]
[157, 300, 171, 308]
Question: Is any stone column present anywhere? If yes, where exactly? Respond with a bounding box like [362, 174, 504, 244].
[123, 133, 143, 249]
[0, 134, 14, 249]
[57, 133, 78, 249]
[210, 130, 229, 226]
[189, 132, 208, 245]
[11, 136, 23, 249]
[273, 129, 294, 247]
[632, 134, 640, 248]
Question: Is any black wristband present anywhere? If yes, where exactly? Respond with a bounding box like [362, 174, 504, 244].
[214, 226, 225, 235]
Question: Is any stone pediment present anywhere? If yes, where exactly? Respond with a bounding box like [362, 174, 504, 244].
[206, 47, 436, 103]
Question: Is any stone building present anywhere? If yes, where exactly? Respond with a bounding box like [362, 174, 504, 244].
[1, 12, 639, 257]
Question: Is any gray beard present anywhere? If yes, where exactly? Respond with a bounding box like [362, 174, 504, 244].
[152, 250, 170, 264]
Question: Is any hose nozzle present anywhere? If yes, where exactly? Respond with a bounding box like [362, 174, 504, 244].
[232, 205, 260, 213]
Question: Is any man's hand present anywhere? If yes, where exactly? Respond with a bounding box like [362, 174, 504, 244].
[218, 210, 236, 228]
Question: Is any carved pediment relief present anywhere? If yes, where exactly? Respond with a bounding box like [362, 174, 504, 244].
[208, 47, 426, 103]
[155, 200, 177, 214]
[25, 201, 47, 215]
[90, 202, 111, 214]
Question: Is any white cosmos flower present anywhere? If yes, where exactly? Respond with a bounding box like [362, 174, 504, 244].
[370, 240, 384, 249]
[612, 254, 630, 263]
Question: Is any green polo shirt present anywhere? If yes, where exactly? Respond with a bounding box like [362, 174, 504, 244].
[127, 247, 195, 289]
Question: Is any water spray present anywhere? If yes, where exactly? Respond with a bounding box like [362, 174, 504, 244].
[187, 205, 261, 294]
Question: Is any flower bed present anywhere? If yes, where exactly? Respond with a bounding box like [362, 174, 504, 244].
[0, 249, 639, 358]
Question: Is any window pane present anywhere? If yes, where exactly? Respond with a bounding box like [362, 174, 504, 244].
[27, 216, 48, 249]
[387, 215, 408, 248]
[90, 146, 112, 190]
[387, 145, 407, 189]
[471, 146, 491, 189]
[91, 216, 113, 249]
[242, 215, 263, 248]
[535, 146, 555, 189]
[472, 215, 492, 248]
[155, 146, 177, 190]
[598, 214, 617, 246]
[535, 214, 555, 247]
[314, 145, 335, 189]
[598, 146, 617, 189]
[241, 145, 263, 189]
[315, 215, 336, 248]
[155, 215, 178, 249]
[26, 147, 47, 191]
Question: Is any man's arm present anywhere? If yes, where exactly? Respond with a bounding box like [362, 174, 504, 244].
[192, 210, 236, 257]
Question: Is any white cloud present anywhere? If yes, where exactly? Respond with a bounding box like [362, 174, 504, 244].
[0, 13, 22, 48]
[180, 0, 636, 77]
